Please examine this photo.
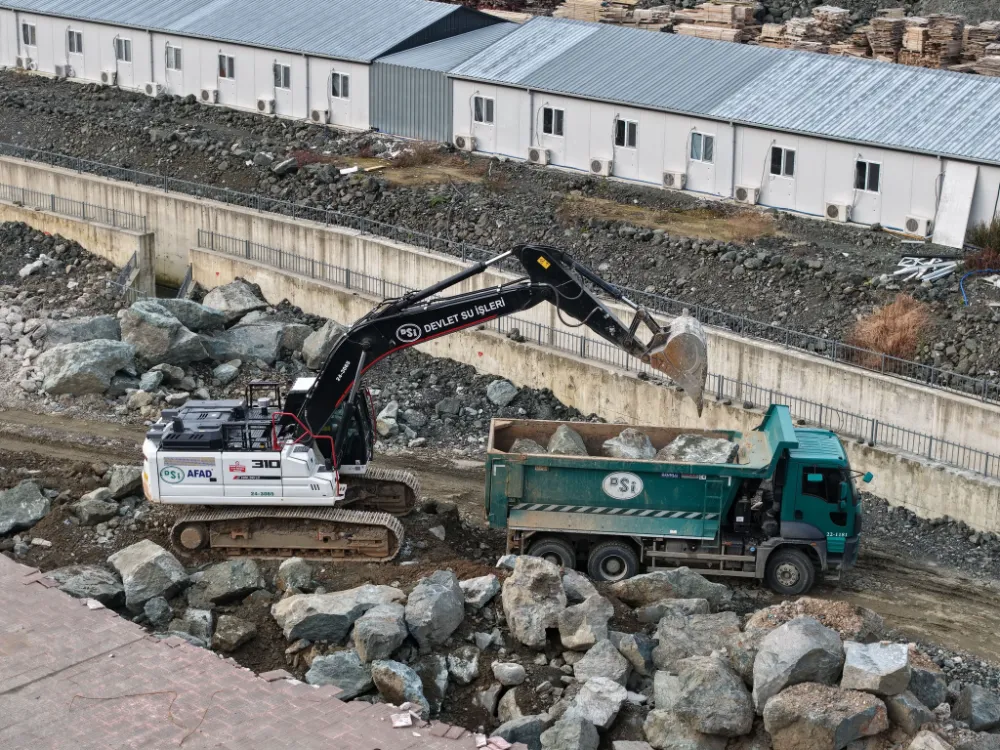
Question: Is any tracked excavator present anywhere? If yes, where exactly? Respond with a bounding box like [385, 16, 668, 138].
[141, 244, 709, 561]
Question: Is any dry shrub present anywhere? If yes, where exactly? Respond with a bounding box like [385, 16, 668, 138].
[967, 216, 1000, 253]
[964, 246, 1000, 272]
[290, 149, 334, 167]
[393, 142, 443, 168]
[356, 143, 375, 159]
[847, 294, 929, 364]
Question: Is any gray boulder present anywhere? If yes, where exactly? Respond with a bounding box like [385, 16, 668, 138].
[565, 676, 628, 730]
[636, 598, 711, 623]
[144, 597, 173, 630]
[563, 569, 598, 604]
[213, 361, 241, 385]
[275, 557, 313, 592]
[371, 660, 430, 717]
[909, 731, 956, 750]
[654, 671, 680, 710]
[460, 574, 501, 610]
[611, 631, 656, 677]
[120, 301, 208, 368]
[72, 497, 118, 526]
[610, 568, 731, 610]
[306, 650, 373, 699]
[655, 435, 738, 464]
[494, 714, 554, 750]
[353, 603, 408, 662]
[841, 641, 911, 696]
[271, 584, 404, 642]
[613, 743, 655, 750]
[0, 481, 50, 534]
[541, 716, 599, 750]
[107, 539, 188, 611]
[414, 653, 449, 714]
[886, 690, 936, 734]
[478, 682, 504, 716]
[547, 425, 588, 456]
[107, 465, 142, 499]
[493, 661, 527, 687]
[559, 594, 614, 651]
[404, 570, 465, 651]
[302, 319, 347, 369]
[156, 298, 226, 332]
[173, 608, 213, 641]
[574, 639, 632, 686]
[196, 559, 266, 605]
[602, 428, 655, 459]
[447, 645, 480, 685]
[502, 555, 568, 649]
[37, 340, 136, 395]
[651, 611, 742, 671]
[752, 616, 845, 712]
[762, 682, 888, 750]
[212, 615, 256, 652]
[726, 628, 768, 685]
[955, 684, 1000, 732]
[498, 687, 523, 724]
[510, 438, 547, 454]
[671, 655, 753, 737]
[45, 315, 121, 347]
[487, 379, 519, 407]
[280, 323, 313, 353]
[910, 664, 948, 709]
[46, 565, 124, 606]
[202, 280, 267, 324]
[643, 710, 726, 750]
[201, 322, 288, 366]
[139, 371, 163, 392]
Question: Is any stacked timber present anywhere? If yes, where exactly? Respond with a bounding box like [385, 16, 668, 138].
[757, 22, 787, 47]
[923, 14, 964, 66]
[868, 16, 904, 61]
[829, 28, 872, 57]
[813, 5, 852, 36]
[672, 3, 761, 41]
[963, 21, 1000, 60]
[552, 0, 636, 23]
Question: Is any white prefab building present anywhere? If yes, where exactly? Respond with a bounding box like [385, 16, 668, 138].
[449, 17, 1000, 246]
[0, 0, 501, 130]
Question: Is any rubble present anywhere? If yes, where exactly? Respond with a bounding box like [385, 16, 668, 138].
[305, 650, 374, 699]
[404, 570, 465, 651]
[414, 653, 450, 714]
[602, 428, 655, 460]
[886, 690, 936, 734]
[671, 654, 754, 737]
[574, 639, 632, 685]
[493, 662, 527, 686]
[46, 564, 124, 606]
[120, 301, 208, 367]
[194, 559, 266, 604]
[202, 279, 268, 324]
[762, 682, 888, 750]
[540, 715, 599, 750]
[501, 556, 567, 649]
[107, 539, 188, 611]
[546, 425, 588, 456]
[610, 568, 732, 610]
[841, 641, 911, 696]
[36, 340, 136, 395]
[270, 583, 404, 642]
[494, 714, 554, 750]
[954, 683, 1000, 731]
[371, 659, 431, 716]
[461, 574, 501, 610]
[45, 315, 120, 347]
[302, 319, 347, 369]
[212, 615, 256, 652]
[510, 438, 547, 454]
[752, 616, 845, 711]
[562, 569, 598, 604]
[487, 379, 519, 407]
[655, 435, 738, 464]
[448, 645, 481, 685]
[643, 709, 726, 750]
[558, 594, 614, 651]
[610, 631, 656, 677]
[652, 611, 742, 671]
[353, 603, 409, 662]
[0, 480, 50, 534]
[565, 676, 627, 730]
[275, 557, 313, 592]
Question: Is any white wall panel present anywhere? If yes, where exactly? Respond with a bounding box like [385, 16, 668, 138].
[969, 163, 1000, 228]
[0, 9, 15, 67]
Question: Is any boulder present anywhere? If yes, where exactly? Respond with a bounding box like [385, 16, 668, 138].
[614, 743, 655, 750]
[636, 598, 711, 623]
[107, 539, 188, 611]
[643, 709, 726, 750]
[305, 650, 373, 699]
[478, 682, 504, 716]
[887, 691, 936, 734]
[404, 570, 465, 651]
[447, 645, 480, 685]
[565, 676, 628, 730]
[563, 569, 598, 604]
[954, 684, 1000, 732]
[547, 425, 588, 456]
[841, 641, 911, 696]
[271, 584, 404, 642]
[174, 609, 213, 641]
[602, 428, 655, 459]
[611, 568, 731, 611]
[726, 628, 768, 685]
[493, 662, 527, 687]
[275, 557, 313, 592]
[762, 682, 888, 750]
[202, 280, 267, 324]
[487, 379, 519, 407]
[302, 319, 347, 369]
[414, 653, 449, 714]
[279, 323, 312, 352]
[655, 435, 738, 464]
[201, 322, 288, 366]
[0, 481, 50, 534]
[460, 574, 501, 610]
[196, 559, 266, 605]
[71, 497, 118, 525]
[139, 371, 164, 392]
[752, 616, 845, 712]
[574, 639, 632, 686]
[909, 731, 955, 750]
[671, 654, 753, 737]
[107, 465, 143, 499]
[371, 660, 430, 717]
[213, 361, 241, 385]
[910, 664, 948, 710]
[654, 671, 680, 710]
[37, 340, 136, 395]
[558, 594, 614, 651]
[541, 716, 599, 750]
[151, 363, 185, 384]
[212, 615, 256, 652]
[46, 565, 124, 606]
[502, 556, 568, 649]
[144, 597, 173, 630]
[651, 611, 742, 671]
[494, 714, 554, 750]
[156, 299, 227, 332]
[611, 631, 656, 677]
[498, 687, 523, 724]
[45, 315, 121, 347]
[120, 301, 208, 367]
[353, 603, 408, 662]
[510, 438, 547, 454]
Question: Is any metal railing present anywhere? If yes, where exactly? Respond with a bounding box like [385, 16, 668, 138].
[197, 228, 1000, 479]
[0, 179, 147, 232]
[2, 140, 997, 404]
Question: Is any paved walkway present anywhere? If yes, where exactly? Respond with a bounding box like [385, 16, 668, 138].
[0, 555, 519, 750]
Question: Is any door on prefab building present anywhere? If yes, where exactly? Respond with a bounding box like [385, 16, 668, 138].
[164, 44, 183, 96]
[764, 145, 796, 210]
[471, 94, 496, 153]
[852, 159, 882, 225]
[113, 36, 134, 88]
[217, 53, 237, 105]
[687, 131, 715, 193]
[273, 62, 292, 115]
[613, 118, 638, 180]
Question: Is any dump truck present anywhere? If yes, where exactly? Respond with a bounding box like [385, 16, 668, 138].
[485, 405, 869, 595]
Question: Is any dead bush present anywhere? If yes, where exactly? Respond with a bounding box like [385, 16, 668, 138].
[847, 294, 929, 365]
[393, 142, 443, 168]
[967, 216, 1000, 253]
[964, 246, 1000, 272]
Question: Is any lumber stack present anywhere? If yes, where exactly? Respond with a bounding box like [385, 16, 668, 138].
[923, 14, 964, 66]
[868, 16, 904, 61]
[553, 0, 636, 23]
[671, 3, 761, 42]
[829, 27, 872, 57]
[964, 21, 1000, 60]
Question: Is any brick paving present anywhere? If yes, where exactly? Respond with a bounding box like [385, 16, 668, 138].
[0, 556, 524, 750]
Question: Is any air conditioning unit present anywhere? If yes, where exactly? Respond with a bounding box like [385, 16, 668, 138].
[526, 147, 550, 165]
[589, 158, 612, 177]
[15, 56, 26, 70]
[904, 215, 933, 236]
[200, 88, 218, 104]
[825, 202, 851, 223]
[454, 134, 475, 152]
[144, 82, 163, 97]
[257, 97, 275, 114]
[310, 109, 330, 124]
[100, 70, 117, 85]
[54, 64, 70, 78]
[735, 185, 759, 205]
[662, 171, 687, 190]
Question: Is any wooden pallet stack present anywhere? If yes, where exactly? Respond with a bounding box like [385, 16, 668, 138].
[829, 27, 872, 57]
[867, 16, 904, 61]
[552, 0, 637, 24]
[923, 14, 965, 66]
[898, 17, 929, 65]
[963, 21, 1000, 60]
[757, 22, 787, 47]
[672, 3, 761, 42]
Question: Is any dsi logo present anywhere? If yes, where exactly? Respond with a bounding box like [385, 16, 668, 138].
[602, 472, 643, 500]
[396, 323, 422, 343]
[159, 466, 185, 484]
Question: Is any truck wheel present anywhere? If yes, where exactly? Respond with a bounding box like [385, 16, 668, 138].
[765, 548, 815, 595]
[587, 541, 638, 582]
[528, 537, 576, 569]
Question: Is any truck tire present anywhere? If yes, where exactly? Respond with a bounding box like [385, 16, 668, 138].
[587, 541, 638, 582]
[528, 537, 576, 569]
[765, 547, 815, 595]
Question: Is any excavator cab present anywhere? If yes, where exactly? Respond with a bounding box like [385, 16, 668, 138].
[321, 389, 376, 471]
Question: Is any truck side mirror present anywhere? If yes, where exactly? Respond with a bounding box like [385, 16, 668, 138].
[862, 472, 873, 483]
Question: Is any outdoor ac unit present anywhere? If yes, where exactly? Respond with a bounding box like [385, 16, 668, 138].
[662, 171, 687, 190]
[101, 70, 117, 85]
[257, 97, 275, 114]
[15, 56, 26, 70]
[54, 64, 70, 78]
[735, 185, 759, 205]
[454, 134, 475, 152]
[144, 82, 163, 97]
[904, 215, 933, 236]
[590, 158, 612, 177]
[527, 147, 550, 165]
[825, 202, 851, 222]
[200, 88, 218, 104]
[310, 109, 330, 124]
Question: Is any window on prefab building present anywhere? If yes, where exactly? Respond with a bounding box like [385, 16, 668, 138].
[331, 72, 350, 99]
[21, 23, 36, 46]
[542, 107, 564, 137]
[770, 146, 795, 177]
[615, 119, 637, 148]
[474, 96, 494, 124]
[68, 30, 83, 55]
[166, 45, 182, 71]
[690, 132, 714, 163]
[218, 54, 235, 79]
[115, 38, 132, 63]
[274, 63, 291, 89]
[854, 160, 881, 192]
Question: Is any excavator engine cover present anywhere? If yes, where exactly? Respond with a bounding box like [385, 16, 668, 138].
[647, 312, 708, 415]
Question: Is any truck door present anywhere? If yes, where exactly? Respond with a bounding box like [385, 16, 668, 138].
[794, 466, 855, 551]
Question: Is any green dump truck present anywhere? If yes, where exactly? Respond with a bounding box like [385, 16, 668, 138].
[485, 405, 868, 595]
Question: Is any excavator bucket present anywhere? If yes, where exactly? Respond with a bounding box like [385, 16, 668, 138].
[646, 311, 709, 415]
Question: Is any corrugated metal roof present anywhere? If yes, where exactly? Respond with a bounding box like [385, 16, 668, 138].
[376, 22, 517, 72]
[451, 16, 1000, 165]
[0, 0, 469, 62]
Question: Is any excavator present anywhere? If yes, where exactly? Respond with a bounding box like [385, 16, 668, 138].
[141, 244, 709, 561]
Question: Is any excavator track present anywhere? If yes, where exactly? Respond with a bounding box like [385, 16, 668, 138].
[169, 506, 404, 562]
[340, 464, 421, 516]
